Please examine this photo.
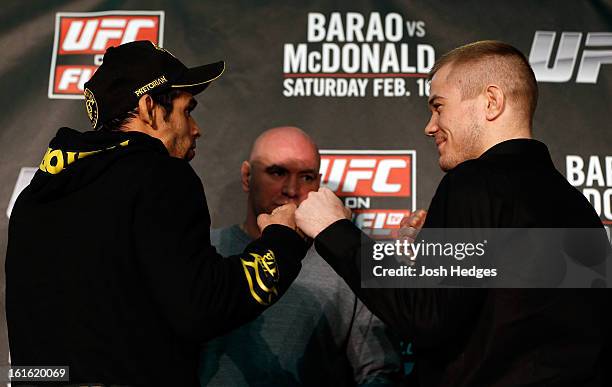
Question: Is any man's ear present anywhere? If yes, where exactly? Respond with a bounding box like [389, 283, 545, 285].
[240, 161, 251, 193]
[485, 84, 505, 121]
[137, 94, 156, 128]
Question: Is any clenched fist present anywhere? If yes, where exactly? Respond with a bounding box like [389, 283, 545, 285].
[257, 203, 297, 232]
[295, 187, 347, 238]
[396, 209, 427, 242]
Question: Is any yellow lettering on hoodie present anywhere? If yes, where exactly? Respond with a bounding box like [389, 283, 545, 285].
[39, 148, 51, 172]
[38, 140, 130, 175]
[45, 149, 64, 175]
[66, 152, 77, 165]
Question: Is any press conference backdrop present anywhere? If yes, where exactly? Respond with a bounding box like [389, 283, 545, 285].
[1, 0, 611, 367]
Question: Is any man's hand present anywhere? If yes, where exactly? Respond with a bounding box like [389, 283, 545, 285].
[343, 206, 353, 220]
[257, 203, 297, 232]
[396, 209, 427, 242]
[295, 187, 347, 238]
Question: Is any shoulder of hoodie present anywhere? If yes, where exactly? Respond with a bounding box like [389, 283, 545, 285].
[117, 147, 203, 195]
[437, 157, 511, 201]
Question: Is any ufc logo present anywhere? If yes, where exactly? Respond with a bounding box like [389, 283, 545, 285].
[354, 210, 411, 237]
[54, 65, 97, 93]
[49, 11, 164, 99]
[60, 17, 157, 53]
[529, 31, 612, 83]
[319, 152, 414, 197]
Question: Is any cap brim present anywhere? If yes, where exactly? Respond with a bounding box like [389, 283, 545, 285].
[171, 61, 225, 95]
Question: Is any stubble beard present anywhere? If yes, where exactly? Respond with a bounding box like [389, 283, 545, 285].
[440, 119, 483, 172]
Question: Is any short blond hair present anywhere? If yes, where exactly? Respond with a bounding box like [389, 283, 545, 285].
[429, 40, 538, 120]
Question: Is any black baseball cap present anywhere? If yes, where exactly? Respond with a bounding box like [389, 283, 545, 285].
[83, 40, 224, 129]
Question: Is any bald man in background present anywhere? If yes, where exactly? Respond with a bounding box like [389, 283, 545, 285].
[199, 127, 400, 386]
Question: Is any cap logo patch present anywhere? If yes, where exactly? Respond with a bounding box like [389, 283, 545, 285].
[84, 88, 99, 128]
[134, 75, 168, 97]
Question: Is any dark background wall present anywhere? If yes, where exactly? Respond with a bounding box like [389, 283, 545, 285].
[1, 0, 611, 367]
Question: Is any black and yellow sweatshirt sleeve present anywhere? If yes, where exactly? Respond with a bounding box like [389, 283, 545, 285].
[133, 157, 307, 342]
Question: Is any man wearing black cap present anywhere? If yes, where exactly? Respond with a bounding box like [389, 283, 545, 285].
[6, 40, 308, 386]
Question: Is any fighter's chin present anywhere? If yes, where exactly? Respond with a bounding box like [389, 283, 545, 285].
[184, 148, 195, 161]
[438, 155, 458, 172]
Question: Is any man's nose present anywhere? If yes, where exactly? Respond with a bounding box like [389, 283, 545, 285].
[424, 115, 437, 137]
[191, 118, 201, 138]
[282, 175, 298, 197]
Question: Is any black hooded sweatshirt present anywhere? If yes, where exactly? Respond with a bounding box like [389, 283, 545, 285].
[6, 127, 307, 386]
